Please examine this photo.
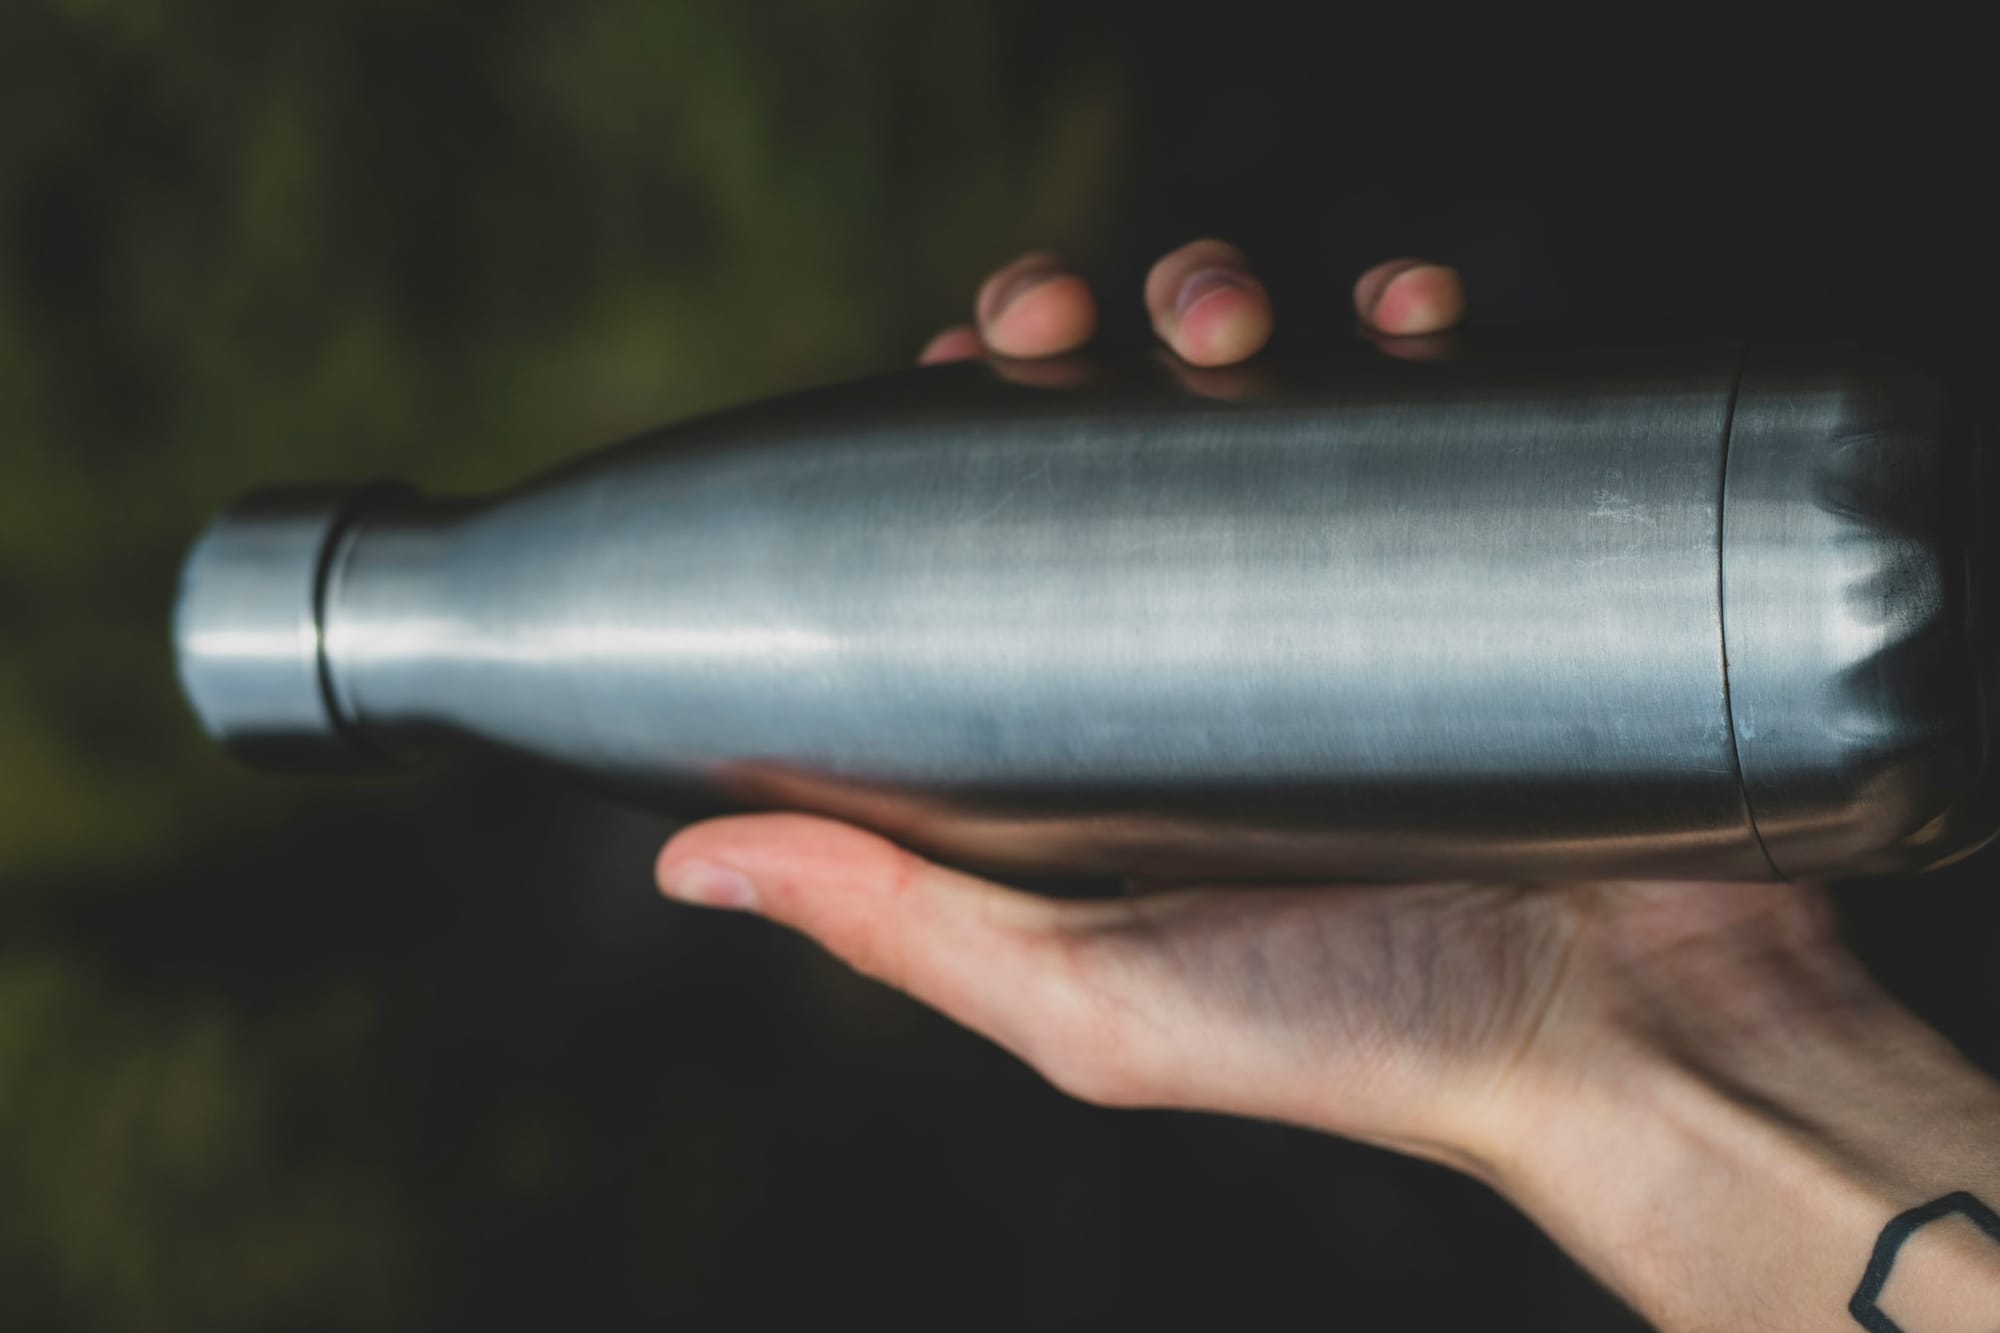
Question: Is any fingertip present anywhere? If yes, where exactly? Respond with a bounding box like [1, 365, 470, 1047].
[1169, 279, 1273, 367]
[976, 250, 1063, 325]
[657, 812, 902, 903]
[1144, 238, 1251, 315]
[1364, 263, 1465, 336]
[657, 814, 1074, 1042]
[1352, 258, 1424, 323]
[983, 272, 1098, 359]
[918, 325, 985, 365]
[655, 857, 761, 912]
[1144, 240, 1270, 367]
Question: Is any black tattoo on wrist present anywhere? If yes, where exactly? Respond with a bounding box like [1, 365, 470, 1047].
[1849, 1191, 2000, 1332]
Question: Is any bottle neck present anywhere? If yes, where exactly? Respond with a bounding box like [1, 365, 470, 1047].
[318, 492, 475, 762]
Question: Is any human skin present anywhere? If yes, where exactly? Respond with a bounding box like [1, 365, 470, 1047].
[657, 242, 2000, 1331]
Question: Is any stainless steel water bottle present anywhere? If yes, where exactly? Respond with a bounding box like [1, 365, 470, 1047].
[172, 332, 1999, 882]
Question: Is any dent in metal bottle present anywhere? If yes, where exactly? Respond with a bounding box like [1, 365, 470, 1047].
[172, 333, 1999, 882]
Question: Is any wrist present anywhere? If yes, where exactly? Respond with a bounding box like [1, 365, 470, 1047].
[1479, 972, 2000, 1330]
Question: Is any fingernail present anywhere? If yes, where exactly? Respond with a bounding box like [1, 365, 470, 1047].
[1369, 262, 1435, 316]
[660, 859, 760, 912]
[984, 265, 1058, 325]
[1175, 268, 1250, 319]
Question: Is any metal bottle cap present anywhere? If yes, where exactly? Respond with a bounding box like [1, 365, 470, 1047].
[172, 485, 396, 770]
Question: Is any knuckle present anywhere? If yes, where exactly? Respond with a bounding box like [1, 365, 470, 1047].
[821, 854, 926, 986]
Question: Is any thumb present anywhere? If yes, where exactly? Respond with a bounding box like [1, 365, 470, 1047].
[655, 814, 1152, 1106]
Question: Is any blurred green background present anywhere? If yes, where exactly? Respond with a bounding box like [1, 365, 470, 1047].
[2, 3, 1130, 1326]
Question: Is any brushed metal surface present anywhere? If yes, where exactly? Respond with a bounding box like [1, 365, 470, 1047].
[323, 337, 1764, 880]
[173, 333, 1997, 882]
[1724, 339, 1997, 877]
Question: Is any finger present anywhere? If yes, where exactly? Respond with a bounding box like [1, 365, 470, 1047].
[918, 324, 986, 365]
[658, 814, 1143, 1100]
[973, 251, 1098, 359]
[1351, 258, 1466, 336]
[1143, 238, 1273, 367]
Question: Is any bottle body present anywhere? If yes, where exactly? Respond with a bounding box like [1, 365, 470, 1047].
[175, 333, 1999, 882]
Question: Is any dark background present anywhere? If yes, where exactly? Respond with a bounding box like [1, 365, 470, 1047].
[3, 6, 1994, 1329]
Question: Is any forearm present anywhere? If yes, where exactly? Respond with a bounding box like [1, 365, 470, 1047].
[1487, 990, 2000, 1331]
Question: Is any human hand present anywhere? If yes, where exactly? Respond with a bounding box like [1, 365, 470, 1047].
[657, 244, 2000, 1330]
